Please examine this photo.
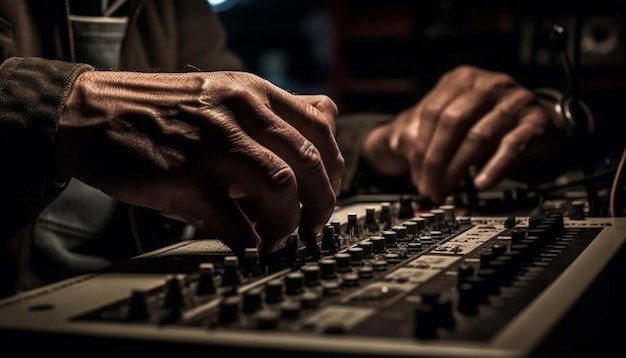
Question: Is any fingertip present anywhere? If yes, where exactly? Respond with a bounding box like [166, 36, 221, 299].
[474, 172, 491, 190]
[257, 235, 288, 254]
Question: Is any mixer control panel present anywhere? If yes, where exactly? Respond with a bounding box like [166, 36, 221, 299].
[0, 198, 624, 358]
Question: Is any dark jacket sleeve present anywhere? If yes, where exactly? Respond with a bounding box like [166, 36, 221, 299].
[336, 112, 415, 198]
[174, 0, 245, 72]
[0, 57, 94, 244]
[122, 0, 244, 73]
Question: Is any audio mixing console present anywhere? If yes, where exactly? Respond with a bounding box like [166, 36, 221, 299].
[0, 196, 625, 357]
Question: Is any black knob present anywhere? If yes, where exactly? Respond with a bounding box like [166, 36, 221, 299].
[398, 195, 414, 219]
[457, 263, 474, 287]
[301, 264, 321, 287]
[221, 256, 241, 287]
[284, 272, 305, 295]
[243, 248, 263, 277]
[382, 230, 398, 247]
[414, 304, 437, 339]
[333, 253, 352, 272]
[369, 236, 386, 253]
[219, 295, 241, 324]
[196, 263, 217, 295]
[126, 289, 150, 321]
[321, 224, 337, 254]
[319, 258, 338, 279]
[379, 202, 392, 230]
[255, 309, 281, 330]
[357, 240, 373, 258]
[243, 287, 263, 313]
[364, 206, 379, 232]
[264, 279, 284, 304]
[162, 275, 185, 309]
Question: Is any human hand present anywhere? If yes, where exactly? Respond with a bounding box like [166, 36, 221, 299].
[362, 65, 565, 203]
[55, 70, 344, 254]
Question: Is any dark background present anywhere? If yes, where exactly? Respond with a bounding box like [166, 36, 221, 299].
[213, 0, 626, 117]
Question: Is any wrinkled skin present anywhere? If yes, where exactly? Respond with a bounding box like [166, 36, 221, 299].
[362, 65, 566, 204]
[57, 70, 344, 255]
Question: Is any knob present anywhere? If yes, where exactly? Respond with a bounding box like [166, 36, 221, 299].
[430, 209, 444, 230]
[357, 240, 373, 258]
[410, 217, 426, 233]
[221, 256, 241, 287]
[321, 224, 337, 254]
[402, 221, 418, 238]
[162, 275, 185, 309]
[126, 289, 150, 321]
[280, 300, 302, 319]
[382, 230, 397, 247]
[333, 253, 351, 272]
[264, 279, 284, 304]
[364, 206, 379, 232]
[196, 263, 217, 295]
[319, 258, 338, 279]
[369, 236, 386, 253]
[348, 247, 364, 264]
[255, 309, 280, 330]
[243, 287, 264, 313]
[284, 272, 305, 295]
[301, 264, 321, 287]
[413, 304, 437, 339]
[398, 195, 414, 219]
[345, 213, 361, 237]
[456, 263, 474, 287]
[379, 202, 392, 230]
[243, 248, 263, 277]
[570, 200, 586, 220]
[219, 295, 241, 324]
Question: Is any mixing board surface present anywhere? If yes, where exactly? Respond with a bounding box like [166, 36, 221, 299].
[0, 196, 625, 357]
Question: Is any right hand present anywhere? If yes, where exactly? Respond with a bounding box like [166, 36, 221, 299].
[361, 65, 565, 204]
[55, 70, 344, 254]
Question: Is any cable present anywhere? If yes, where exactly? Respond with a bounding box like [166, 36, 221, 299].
[609, 143, 626, 217]
[534, 166, 617, 194]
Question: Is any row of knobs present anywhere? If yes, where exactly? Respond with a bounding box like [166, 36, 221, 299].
[414, 213, 567, 338]
[127, 209, 567, 337]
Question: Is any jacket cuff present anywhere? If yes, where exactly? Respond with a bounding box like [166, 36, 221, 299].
[0, 57, 94, 243]
[336, 113, 394, 195]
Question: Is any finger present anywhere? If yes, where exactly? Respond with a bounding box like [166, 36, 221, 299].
[298, 94, 339, 134]
[234, 92, 339, 238]
[473, 110, 546, 190]
[297, 94, 344, 194]
[275, 93, 344, 196]
[408, 77, 471, 191]
[441, 90, 535, 197]
[418, 89, 495, 202]
[437, 106, 516, 199]
[250, 109, 335, 240]
[164, 181, 261, 257]
[165, 100, 305, 253]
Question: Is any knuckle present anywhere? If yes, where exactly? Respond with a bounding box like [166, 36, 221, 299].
[421, 101, 444, 120]
[316, 94, 339, 116]
[454, 64, 476, 76]
[439, 106, 466, 127]
[269, 165, 298, 193]
[512, 87, 535, 105]
[500, 134, 526, 151]
[485, 72, 515, 88]
[466, 125, 493, 145]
